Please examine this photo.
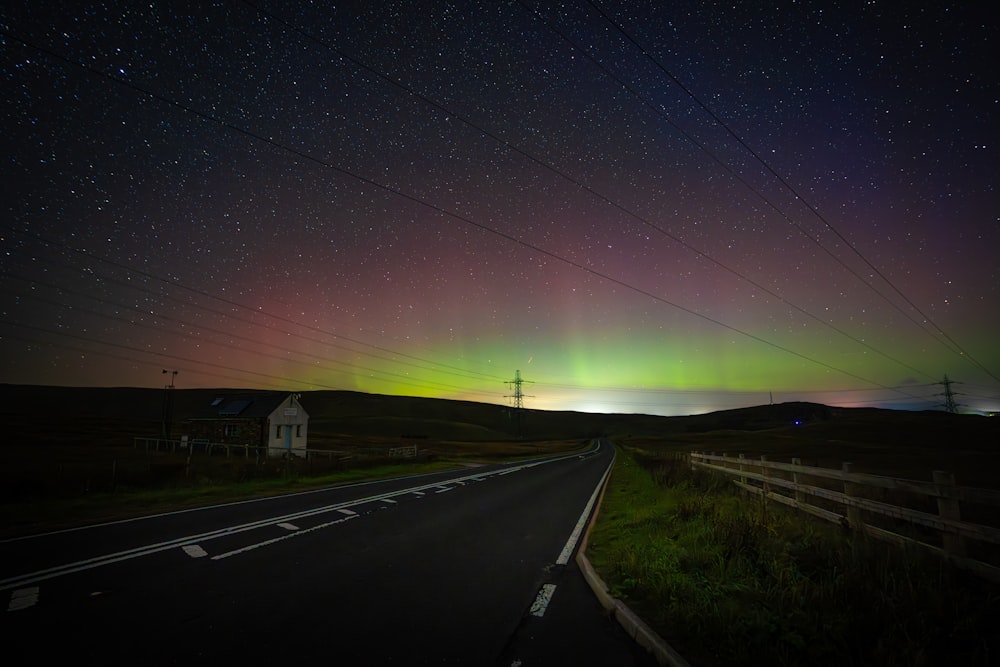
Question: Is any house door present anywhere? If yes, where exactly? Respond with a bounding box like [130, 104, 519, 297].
[284, 425, 292, 451]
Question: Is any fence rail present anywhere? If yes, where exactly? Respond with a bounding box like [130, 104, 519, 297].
[133, 437, 421, 461]
[132, 437, 342, 460]
[690, 451, 1000, 583]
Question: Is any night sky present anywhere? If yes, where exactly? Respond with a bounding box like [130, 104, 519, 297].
[2, 1, 997, 416]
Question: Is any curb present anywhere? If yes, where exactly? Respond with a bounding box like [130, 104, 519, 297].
[576, 447, 691, 667]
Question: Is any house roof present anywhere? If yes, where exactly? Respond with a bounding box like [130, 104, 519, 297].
[185, 392, 297, 420]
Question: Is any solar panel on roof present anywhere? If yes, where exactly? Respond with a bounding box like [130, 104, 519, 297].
[219, 399, 252, 416]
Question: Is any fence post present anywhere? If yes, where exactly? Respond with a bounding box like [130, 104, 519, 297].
[738, 453, 746, 485]
[760, 455, 769, 495]
[759, 455, 770, 516]
[932, 470, 966, 558]
[791, 457, 805, 505]
[842, 462, 864, 531]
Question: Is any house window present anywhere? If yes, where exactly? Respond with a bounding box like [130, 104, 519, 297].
[276, 424, 282, 438]
[224, 424, 238, 437]
[296, 424, 302, 438]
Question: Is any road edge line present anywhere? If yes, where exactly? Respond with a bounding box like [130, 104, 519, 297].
[575, 442, 691, 667]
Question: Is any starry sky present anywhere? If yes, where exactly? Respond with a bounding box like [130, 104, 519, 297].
[2, 1, 997, 416]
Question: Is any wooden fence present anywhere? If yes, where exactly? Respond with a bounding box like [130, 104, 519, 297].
[690, 451, 1000, 583]
[133, 437, 342, 461]
[133, 437, 419, 461]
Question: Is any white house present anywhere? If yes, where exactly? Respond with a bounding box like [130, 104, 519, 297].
[184, 392, 309, 458]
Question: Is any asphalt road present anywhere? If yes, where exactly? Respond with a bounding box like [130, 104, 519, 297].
[2, 439, 656, 666]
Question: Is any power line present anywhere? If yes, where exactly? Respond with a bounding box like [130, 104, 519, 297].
[0, 255, 503, 386]
[582, 0, 998, 383]
[241, 1, 942, 386]
[0, 29, 954, 402]
[0, 332, 290, 389]
[0, 273, 501, 398]
[515, 0, 964, 380]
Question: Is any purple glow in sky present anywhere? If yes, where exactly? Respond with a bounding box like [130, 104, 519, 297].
[1, 1, 997, 415]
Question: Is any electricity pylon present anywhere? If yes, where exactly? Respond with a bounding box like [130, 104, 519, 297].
[505, 369, 534, 437]
[938, 374, 962, 414]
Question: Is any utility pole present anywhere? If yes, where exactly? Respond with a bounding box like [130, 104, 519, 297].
[162, 369, 178, 440]
[938, 374, 961, 414]
[505, 369, 534, 438]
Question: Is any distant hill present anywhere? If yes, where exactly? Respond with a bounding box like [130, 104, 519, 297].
[0, 384, 995, 447]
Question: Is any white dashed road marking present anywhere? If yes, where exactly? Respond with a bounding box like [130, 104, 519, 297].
[529, 583, 557, 617]
[277, 522, 299, 531]
[1, 443, 603, 592]
[210, 514, 358, 561]
[7, 586, 40, 612]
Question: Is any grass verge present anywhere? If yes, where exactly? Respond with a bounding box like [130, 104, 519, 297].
[586, 446, 1000, 666]
[0, 459, 456, 539]
[0, 439, 588, 539]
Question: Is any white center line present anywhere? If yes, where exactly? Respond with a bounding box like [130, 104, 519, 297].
[529, 583, 557, 617]
[277, 522, 299, 531]
[181, 545, 208, 558]
[0, 443, 602, 592]
[211, 514, 358, 561]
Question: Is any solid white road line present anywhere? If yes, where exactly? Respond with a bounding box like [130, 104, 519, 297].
[182, 545, 208, 558]
[1, 441, 600, 547]
[529, 583, 557, 617]
[7, 586, 39, 612]
[556, 445, 615, 565]
[1, 443, 603, 591]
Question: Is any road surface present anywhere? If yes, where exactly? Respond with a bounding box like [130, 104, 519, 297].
[2, 438, 655, 665]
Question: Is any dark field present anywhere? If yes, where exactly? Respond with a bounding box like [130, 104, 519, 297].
[1, 384, 997, 537]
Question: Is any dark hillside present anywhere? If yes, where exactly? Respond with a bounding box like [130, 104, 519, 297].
[1, 384, 995, 453]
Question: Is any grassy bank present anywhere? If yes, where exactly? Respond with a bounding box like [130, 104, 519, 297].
[587, 446, 999, 666]
[0, 438, 587, 539]
[0, 458, 460, 539]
